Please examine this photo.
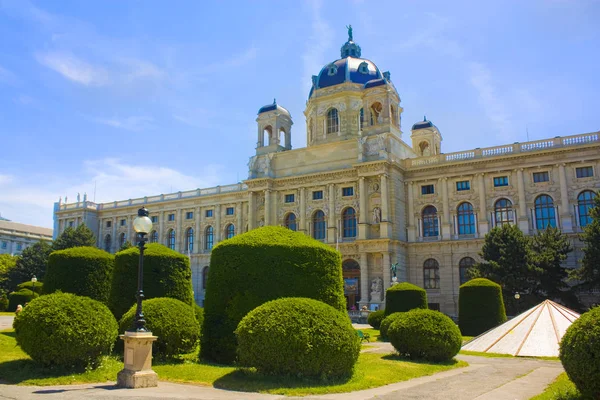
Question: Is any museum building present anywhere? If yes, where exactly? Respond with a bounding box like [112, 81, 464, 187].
[53, 31, 600, 316]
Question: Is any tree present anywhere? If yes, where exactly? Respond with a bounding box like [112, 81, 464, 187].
[52, 224, 96, 251]
[572, 193, 600, 290]
[0, 254, 18, 294]
[118, 241, 133, 252]
[8, 241, 52, 287]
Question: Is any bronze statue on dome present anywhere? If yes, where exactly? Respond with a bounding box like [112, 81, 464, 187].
[346, 24, 353, 41]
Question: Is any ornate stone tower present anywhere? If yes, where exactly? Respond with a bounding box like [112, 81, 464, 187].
[255, 99, 293, 156]
[410, 116, 442, 156]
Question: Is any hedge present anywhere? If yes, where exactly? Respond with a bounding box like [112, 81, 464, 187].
[367, 309, 385, 329]
[8, 289, 38, 312]
[236, 297, 360, 379]
[388, 309, 462, 362]
[380, 312, 404, 340]
[201, 226, 345, 364]
[13, 292, 118, 368]
[44, 246, 114, 304]
[17, 281, 44, 294]
[560, 306, 600, 398]
[384, 282, 427, 316]
[109, 243, 194, 319]
[458, 278, 507, 336]
[0, 296, 8, 311]
[119, 298, 200, 358]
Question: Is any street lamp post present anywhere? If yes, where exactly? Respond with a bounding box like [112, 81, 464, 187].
[514, 292, 521, 315]
[131, 207, 152, 332]
[31, 275, 37, 297]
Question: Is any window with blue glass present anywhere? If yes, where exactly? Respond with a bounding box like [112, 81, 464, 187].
[120, 219, 126, 226]
[421, 184, 435, 195]
[422, 206, 439, 237]
[106, 220, 112, 228]
[456, 181, 470, 191]
[285, 213, 297, 231]
[285, 194, 295, 203]
[457, 202, 475, 235]
[493, 176, 509, 187]
[104, 234, 111, 252]
[167, 229, 176, 250]
[226, 207, 234, 215]
[459, 257, 475, 285]
[494, 198, 514, 226]
[578, 190, 597, 227]
[342, 207, 357, 238]
[327, 108, 339, 134]
[205, 209, 213, 218]
[576, 166, 594, 178]
[150, 230, 158, 243]
[312, 190, 323, 200]
[69, 221, 74, 227]
[119, 232, 126, 247]
[312, 210, 326, 240]
[1, 241, 6, 249]
[205, 226, 214, 250]
[151, 216, 158, 223]
[359, 108, 365, 130]
[186, 228, 194, 252]
[535, 195, 556, 229]
[342, 187, 354, 197]
[225, 224, 235, 239]
[423, 259, 440, 289]
[186, 211, 194, 219]
[533, 172, 549, 183]
[168, 213, 175, 221]
[16, 243, 22, 251]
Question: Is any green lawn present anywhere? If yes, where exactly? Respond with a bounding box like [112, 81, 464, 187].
[529, 372, 583, 400]
[0, 312, 15, 316]
[0, 329, 467, 395]
[359, 328, 381, 342]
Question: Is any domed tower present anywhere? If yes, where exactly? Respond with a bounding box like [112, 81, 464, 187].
[304, 27, 403, 148]
[410, 116, 442, 156]
[255, 99, 293, 156]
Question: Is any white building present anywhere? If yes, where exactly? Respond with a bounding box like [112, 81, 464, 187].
[0, 217, 53, 256]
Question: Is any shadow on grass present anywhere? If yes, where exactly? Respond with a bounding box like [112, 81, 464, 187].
[213, 368, 353, 393]
[381, 354, 462, 366]
[0, 330, 16, 339]
[0, 359, 94, 384]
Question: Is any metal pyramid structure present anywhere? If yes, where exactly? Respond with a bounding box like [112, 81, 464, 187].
[461, 299, 580, 357]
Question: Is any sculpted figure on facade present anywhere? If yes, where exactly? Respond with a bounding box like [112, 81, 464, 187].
[372, 207, 381, 224]
[370, 277, 383, 303]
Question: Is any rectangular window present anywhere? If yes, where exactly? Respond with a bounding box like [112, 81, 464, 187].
[106, 221, 112, 228]
[428, 303, 441, 311]
[493, 176, 509, 187]
[186, 211, 194, 219]
[205, 209, 213, 218]
[312, 190, 323, 200]
[151, 216, 158, 223]
[285, 194, 295, 203]
[342, 187, 354, 197]
[533, 171, 549, 183]
[168, 213, 175, 221]
[456, 181, 470, 191]
[1, 241, 6, 249]
[69, 221, 74, 227]
[421, 184, 435, 195]
[120, 219, 126, 226]
[16, 243, 22, 251]
[576, 166, 594, 178]
[226, 207, 234, 215]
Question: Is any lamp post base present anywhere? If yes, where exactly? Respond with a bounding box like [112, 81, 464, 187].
[116, 331, 158, 388]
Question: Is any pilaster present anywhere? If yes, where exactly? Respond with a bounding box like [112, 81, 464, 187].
[441, 177, 451, 239]
[215, 204, 221, 243]
[358, 177, 368, 239]
[248, 192, 255, 230]
[558, 163, 573, 232]
[194, 206, 201, 253]
[359, 252, 369, 307]
[407, 182, 416, 241]
[327, 184, 336, 243]
[380, 174, 391, 238]
[299, 187, 306, 233]
[477, 173, 489, 234]
[516, 168, 530, 232]
[264, 189, 271, 226]
[382, 252, 391, 297]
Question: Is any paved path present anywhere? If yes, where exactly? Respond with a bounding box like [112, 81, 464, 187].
[0, 341, 563, 400]
[0, 316, 14, 331]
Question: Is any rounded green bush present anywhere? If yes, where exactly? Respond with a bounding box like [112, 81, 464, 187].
[17, 281, 44, 294]
[384, 282, 427, 316]
[8, 289, 38, 312]
[380, 312, 404, 340]
[0, 296, 8, 311]
[202, 226, 345, 364]
[560, 306, 600, 398]
[119, 298, 200, 358]
[194, 304, 204, 328]
[109, 243, 194, 319]
[44, 246, 114, 304]
[388, 309, 462, 362]
[458, 278, 507, 336]
[13, 292, 118, 367]
[367, 309, 385, 329]
[236, 297, 360, 379]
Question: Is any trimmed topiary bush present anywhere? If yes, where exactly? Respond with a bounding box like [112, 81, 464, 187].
[560, 306, 600, 398]
[119, 297, 200, 358]
[388, 309, 462, 362]
[202, 226, 345, 364]
[109, 243, 194, 319]
[194, 304, 204, 329]
[380, 312, 404, 340]
[0, 296, 8, 311]
[44, 246, 114, 304]
[17, 281, 44, 294]
[458, 278, 507, 336]
[236, 297, 360, 379]
[13, 292, 118, 368]
[367, 309, 385, 329]
[8, 289, 37, 312]
[384, 282, 427, 316]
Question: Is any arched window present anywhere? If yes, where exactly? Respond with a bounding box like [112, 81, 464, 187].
[284, 213, 297, 231]
[391, 105, 399, 127]
[459, 257, 475, 285]
[422, 206, 439, 237]
[186, 228, 194, 252]
[578, 190, 597, 227]
[104, 234, 111, 252]
[326, 108, 339, 134]
[359, 108, 365, 130]
[494, 198, 514, 226]
[150, 230, 158, 243]
[264, 125, 273, 146]
[312, 210, 326, 240]
[167, 229, 176, 250]
[205, 226, 214, 250]
[342, 207, 357, 238]
[457, 202, 475, 235]
[225, 224, 235, 239]
[535, 195, 556, 229]
[119, 232, 126, 248]
[202, 266, 209, 290]
[423, 259, 440, 289]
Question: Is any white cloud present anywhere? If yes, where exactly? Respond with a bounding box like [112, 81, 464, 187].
[0, 174, 13, 185]
[35, 52, 110, 86]
[119, 58, 166, 82]
[93, 116, 155, 132]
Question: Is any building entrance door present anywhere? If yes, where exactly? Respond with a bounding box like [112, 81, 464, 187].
[343, 259, 361, 310]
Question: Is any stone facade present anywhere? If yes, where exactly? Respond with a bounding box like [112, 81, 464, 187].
[0, 219, 53, 255]
[53, 34, 600, 316]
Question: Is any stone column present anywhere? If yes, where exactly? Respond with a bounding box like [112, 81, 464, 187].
[112, 217, 117, 252]
[215, 204, 221, 243]
[516, 168, 529, 232]
[380, 174, 391, 238]
[248, 192, 255, 230]
[558, 164, 573, 232]
[299, 187, 306, 233]
[441, 177, 451, 240]
[236, 202, 243, 235]
[382, 252, 391, 296]
[407, 182, 416, 241]
[477, 173, 489, 235]
[327, 184, 336, 243]
[194, 207, 201, 253]
[272, 190, 279, 225]
[127, 214, 132, 246]
[358, 177, 368, 239]
[360, 252, 369, 307]
[264, 189, 271, 226]
[176, 208, 182, 252]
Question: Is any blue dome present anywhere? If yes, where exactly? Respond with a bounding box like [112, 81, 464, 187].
[258, 99, 290, 116]
[364, 78, 387, 89]
[412, 116, 435, 130]
[312, 57, 382, 96]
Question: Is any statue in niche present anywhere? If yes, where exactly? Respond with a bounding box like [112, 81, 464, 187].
[372, 207, 381, 224]
[370, 277, 383, 303]
[258, 219, 265, 227]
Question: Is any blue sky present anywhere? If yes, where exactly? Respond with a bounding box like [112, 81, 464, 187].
[0, 0, 598, 228]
